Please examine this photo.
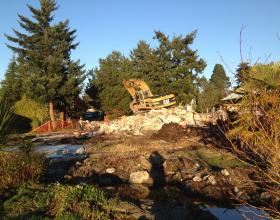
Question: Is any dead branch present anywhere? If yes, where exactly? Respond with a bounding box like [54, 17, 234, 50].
[217, 51, 235, 76]
[240, 25, 246, 63]
[264, 53, 272, 64]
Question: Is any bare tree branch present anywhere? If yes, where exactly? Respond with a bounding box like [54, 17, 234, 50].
[248, 46, 252, 65]
[254, 57, 261, 66]
[239, 25, 246, 63]
[264, 53, 272, 64]
[217, 51, 235, 75]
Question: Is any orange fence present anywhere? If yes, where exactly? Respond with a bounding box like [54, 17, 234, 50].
[32, 119, 79, 133]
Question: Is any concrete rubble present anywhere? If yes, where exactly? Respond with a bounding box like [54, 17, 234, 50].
[82, 106, 216, 135]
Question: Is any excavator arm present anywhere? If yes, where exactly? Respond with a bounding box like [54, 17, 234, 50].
[123, 79, 153, 98]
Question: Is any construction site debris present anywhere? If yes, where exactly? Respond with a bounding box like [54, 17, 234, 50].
[80, 106, 224, 135]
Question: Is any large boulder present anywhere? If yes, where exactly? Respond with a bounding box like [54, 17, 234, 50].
[129, 171, 150, 184]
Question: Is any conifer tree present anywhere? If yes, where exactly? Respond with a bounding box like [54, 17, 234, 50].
[210, 64, 230, 99]
[0, 56, 22, 105]
[236, 62, 251, 85]
[130, 41, 163, 93]
[197, 64, 230, 111]
[131, 31, 206, 104]
[86, 51, 133, 114]
[5, 0, 84, 127]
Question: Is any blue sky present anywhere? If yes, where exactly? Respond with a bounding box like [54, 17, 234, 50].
[0, 0, 280, 83]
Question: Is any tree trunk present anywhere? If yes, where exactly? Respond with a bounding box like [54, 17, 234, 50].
[49, 101, 56, 130]
[60, 111, 65, 129]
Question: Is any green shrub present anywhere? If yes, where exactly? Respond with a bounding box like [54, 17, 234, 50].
[2, 184, 125, 220]
[49, 184, 110, 219]
[14, 95, 49, 131]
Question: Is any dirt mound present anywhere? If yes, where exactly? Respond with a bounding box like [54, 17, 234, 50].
[152, 123, 186, 142]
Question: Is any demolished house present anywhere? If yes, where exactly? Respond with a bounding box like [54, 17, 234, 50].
[81, 105, 217, 135]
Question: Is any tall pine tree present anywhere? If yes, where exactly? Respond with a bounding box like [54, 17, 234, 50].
[130, 31, 206, 104]
[5, 0, 84, 127]
[210, 64, 230, 99]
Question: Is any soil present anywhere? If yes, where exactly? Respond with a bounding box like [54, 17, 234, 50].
[64, 129, 260, 205]
[39, 123, 266, 219]
[152, 123, 187, 142]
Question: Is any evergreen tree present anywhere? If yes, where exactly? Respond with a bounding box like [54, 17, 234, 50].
[197, 64, 230, 112]
[236, 62, 251, 85]
[197, 82, 217, 112]
[210, 64, 230, 99]
[5, 0, 84, 127]
[87, 30, 206, 114]
[86, 51, 133, 114]
[130, 41, 163, 93]
[131, 31, 206, 104]
[58, 60, 86, 117]
[0, 56, 22, 105]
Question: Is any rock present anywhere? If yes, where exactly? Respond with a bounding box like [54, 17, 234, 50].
[64, 175, 72, 180]
[234, 186, 240, 194]
[236, 191, 243, 198]
[180, 172, 195, 180]
[193, 175, 202, 182]
[160, 115, 181, 124]
[207, 175, 217, 185]
[181, 158, 200, 174]
[239, 192, 250, 201]
[203, 174, 209, 181]
[260, 192, 272, 201]
[73, 131, 81, 137]
[129, 171, 150, 184]
[139, 156, 151, 170]
[221, 169, 230, 176]
[164, 159, 181, 173]
[75, 161, 82, 166]
[75, 147, 85, 154]
[105, 168, 115, 174]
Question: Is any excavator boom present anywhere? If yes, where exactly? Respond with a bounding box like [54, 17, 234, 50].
[123, 79, 153, 98]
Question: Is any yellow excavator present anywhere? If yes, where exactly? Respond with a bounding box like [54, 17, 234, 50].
[123, 79, 176, 113]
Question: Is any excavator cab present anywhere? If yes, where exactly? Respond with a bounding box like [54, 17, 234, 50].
[123, 79, 176, 113]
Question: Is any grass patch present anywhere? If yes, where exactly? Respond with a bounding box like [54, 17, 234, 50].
[180, 147, 246, 169]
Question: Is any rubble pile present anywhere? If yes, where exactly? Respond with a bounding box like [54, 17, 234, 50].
[84, 106, 211, 135]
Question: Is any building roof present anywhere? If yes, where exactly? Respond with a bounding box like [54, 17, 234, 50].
[222, 93, 243, 101]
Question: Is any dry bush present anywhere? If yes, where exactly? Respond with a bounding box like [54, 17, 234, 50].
[225, 63, 280, 218]
[0, 150, 45, 189]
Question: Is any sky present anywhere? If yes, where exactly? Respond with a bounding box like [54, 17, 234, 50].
[0, 0, 280, 83]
